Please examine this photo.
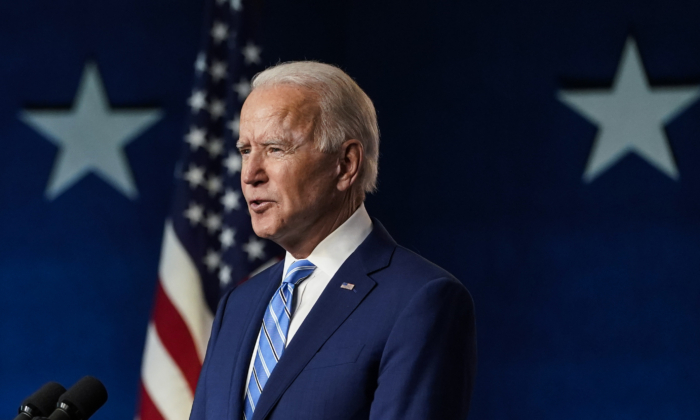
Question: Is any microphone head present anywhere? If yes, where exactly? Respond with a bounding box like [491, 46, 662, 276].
[19, 381, 67, 417]
[58, 376, 108, 420]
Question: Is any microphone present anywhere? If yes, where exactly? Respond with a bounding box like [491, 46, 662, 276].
[15, 382, 67, 420]
[47, 376, 108, 420]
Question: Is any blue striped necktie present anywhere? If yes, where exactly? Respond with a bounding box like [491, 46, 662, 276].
[243, 259, 316, 419]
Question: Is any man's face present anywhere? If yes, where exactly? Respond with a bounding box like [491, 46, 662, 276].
[237, 85, 341, 250]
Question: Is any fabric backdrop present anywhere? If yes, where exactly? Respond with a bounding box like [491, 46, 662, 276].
[1, 0, 699, 419]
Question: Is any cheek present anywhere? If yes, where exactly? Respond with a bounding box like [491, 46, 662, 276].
[274, 169, 311, 200]
[289, 180, 336, 217]
[270, 156, 336, 209]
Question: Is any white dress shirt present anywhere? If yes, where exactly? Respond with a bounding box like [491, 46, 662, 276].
[244, 204, 373, 393]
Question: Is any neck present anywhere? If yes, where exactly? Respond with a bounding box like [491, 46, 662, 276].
[286, 192, 363, 259]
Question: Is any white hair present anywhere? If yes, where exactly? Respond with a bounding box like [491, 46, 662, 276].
[251, 61, 380, 194]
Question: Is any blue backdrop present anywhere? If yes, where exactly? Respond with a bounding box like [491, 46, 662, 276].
[2, 0, 700, 419]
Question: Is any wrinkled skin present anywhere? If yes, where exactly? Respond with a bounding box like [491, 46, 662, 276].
[237, 84, 363, 258]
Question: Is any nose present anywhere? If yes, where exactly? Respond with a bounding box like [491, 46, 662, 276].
[241, 150, 267, 187]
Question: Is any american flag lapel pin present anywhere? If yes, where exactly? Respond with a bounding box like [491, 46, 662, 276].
[340, 282, 355, 291]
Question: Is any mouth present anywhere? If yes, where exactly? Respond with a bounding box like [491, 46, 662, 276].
[249, 199, 274, 213]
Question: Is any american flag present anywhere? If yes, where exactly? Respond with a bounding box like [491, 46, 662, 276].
[136, 0, 279, 419]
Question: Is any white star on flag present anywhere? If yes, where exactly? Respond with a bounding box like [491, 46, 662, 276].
[233, 77, 251, 100]
[219, 227, 236, 249]
[194, 52, 207, 73]
[211, 22, 229, 44]
[203, 250, 221, 272]
[206, 175, 223, 196]
[221, 189, 242, 211]
[204, 212, 222, 233]
[184, 203, 204, 225]
[185, 127, 207, 150]
[183, 164, 205, 188]
[243, 236, 265, 261]
[224, 153, 242, 174]
[219, 265, 232, 286]
[210, 61, 227, 82]
[559, 37, 700, 181]
[209, 100, 226, 120]
[188, 90, 207, 113]
[228, 114, 240, 136]
[242, 42, 262, 65]
[207, 138, 224, 157]
[230, 0, 242, 11]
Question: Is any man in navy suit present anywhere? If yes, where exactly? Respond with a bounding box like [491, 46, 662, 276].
[189, 61, 477, 420]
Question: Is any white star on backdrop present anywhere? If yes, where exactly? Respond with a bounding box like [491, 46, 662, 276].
[20, 63, 162, 199]
[559, 37, 700, 182]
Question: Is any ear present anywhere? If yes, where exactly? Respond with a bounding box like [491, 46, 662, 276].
[336, 139, 363, 192]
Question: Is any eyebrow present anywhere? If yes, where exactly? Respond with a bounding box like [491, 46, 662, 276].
[236, 137, 292, 149]
[260, 138, 288, 146]
[236, 138, 289, 149]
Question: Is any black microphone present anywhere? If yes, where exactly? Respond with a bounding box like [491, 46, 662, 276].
[47, 376, 108, 420]
[14, 382, 67, 420]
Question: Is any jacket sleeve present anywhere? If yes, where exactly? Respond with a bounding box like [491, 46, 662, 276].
[369, 277, 477, 420]
[189, 288, 235, 420]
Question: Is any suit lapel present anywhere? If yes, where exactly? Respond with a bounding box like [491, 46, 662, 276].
[252, 219, 396, 420]
[228, 262, 284, 420]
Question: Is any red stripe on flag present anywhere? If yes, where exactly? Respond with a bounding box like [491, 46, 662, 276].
[152, 279, 202, 393]
[138, 381, 165, 420]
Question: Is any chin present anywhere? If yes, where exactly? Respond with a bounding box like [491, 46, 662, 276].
[250, 216, 280, 240]
[250, 222, 272, 239]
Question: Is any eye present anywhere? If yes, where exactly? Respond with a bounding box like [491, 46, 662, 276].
[238, 147, 251, 155]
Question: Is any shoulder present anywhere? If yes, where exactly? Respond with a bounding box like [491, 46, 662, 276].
[391, 245, 458, 281]
[365, 243, 473, 319]
[360, 219, 471, 302]
[379, 244, 464, 289]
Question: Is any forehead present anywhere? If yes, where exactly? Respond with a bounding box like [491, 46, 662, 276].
[239, 85, 319, 139]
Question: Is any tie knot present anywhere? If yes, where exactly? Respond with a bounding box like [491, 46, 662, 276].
[283, 259, 316, 285]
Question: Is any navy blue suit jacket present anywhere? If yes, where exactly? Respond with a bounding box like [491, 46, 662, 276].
[190, 220, 477, 420]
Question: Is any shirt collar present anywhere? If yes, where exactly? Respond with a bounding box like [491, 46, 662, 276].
[283, 203, 373, 279]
